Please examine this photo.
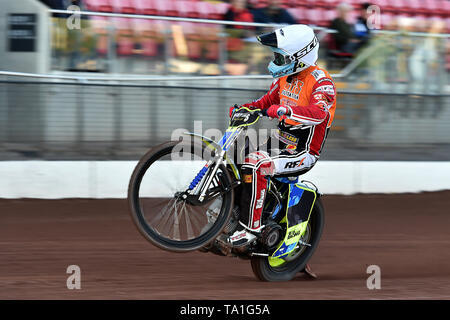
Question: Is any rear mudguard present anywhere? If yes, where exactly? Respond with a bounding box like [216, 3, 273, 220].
[182, 132, 241, 181]
[270, 182, 318, 259]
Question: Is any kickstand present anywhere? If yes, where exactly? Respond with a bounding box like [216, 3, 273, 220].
[300, 264, 317, 279]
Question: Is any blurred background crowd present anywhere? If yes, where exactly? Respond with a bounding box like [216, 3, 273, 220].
[0, 0, 448, 161]
[40, 0, 450, 79]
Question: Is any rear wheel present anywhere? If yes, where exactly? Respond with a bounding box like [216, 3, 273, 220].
[250, 197, 325, 281]
[128, 140, 234, 252]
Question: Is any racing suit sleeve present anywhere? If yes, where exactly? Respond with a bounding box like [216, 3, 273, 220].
[241, 79, 280, 110]
[284, 78, 336, 126]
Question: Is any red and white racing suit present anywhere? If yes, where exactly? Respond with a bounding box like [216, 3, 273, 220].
[237, 65, 337, 230]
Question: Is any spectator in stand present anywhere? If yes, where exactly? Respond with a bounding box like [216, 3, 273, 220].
[250, 0, 296, 25]
[329, 2, 358, 54]
[354, 2, 372, 50]
[224, 0, 255, 29]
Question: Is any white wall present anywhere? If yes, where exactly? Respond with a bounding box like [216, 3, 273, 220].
[1, 160, 450, 199]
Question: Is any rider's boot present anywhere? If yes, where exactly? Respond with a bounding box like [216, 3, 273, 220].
[225, 205, 257, 247]
[227, 222, 257, 247]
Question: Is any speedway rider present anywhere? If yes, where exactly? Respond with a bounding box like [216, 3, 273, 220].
[228, 24, 337, 246]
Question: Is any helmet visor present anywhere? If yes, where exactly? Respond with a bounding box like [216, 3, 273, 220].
[273, 52, 291, 66]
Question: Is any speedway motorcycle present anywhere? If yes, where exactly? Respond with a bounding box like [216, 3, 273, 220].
[128, 108, 325, 281]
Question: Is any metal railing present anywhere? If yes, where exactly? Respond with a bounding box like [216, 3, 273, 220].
[0, 77, 449, 161]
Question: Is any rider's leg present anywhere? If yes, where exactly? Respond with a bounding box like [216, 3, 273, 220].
[227, 150, 275, 246]
[271, 150, 318, 178]
[228, 147, 318, 246]
[239, 151, 275, 230]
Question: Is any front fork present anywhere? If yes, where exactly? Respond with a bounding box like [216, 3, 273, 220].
[198, 151, 225, 202]
[188, 150, 226, 203]
[186, 127, 243, 204]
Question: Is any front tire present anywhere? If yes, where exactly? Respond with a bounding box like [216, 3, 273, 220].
[250, 197, 325, 281]
[128, 140, 234, 252]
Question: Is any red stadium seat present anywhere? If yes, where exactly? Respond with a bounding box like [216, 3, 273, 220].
[305, 0, 328, 9]
[111, 0, 136, 14]
[347, 0, 364, 9]
[290, 0, 309, 8]
[134, 0, 158, 16]
[433, 0, 450, 18]
[390, 0, 411, 15]
[322, 0, 341, 10]
[175, 0, 201, 19]
[406, 0, 429, 16]
[426, 0, 449, 17]
[84, 0, 113, 12]
[91, 16, 110, 56]
[216, 2, 231, 17]
[307, 8, 326, 27]
[424, 0, 439, 17]
[141, 38, 159, 56]
[323, 9, 337, 26]
[279, 0, 291, 9]
[193, 2, 222, 61]
[204, 33, 220, 61]
[117, 36, 135, 56]
[112, 18, 135, 56]
[446, 0, 450, 17]
[196, 1, 221, 20]
[372, 0, 395, 13]
[287, 8, 306, 24]
[132, 18, 159, 57]
[153, 0, 179, 17]
[169, 21, 202, 60]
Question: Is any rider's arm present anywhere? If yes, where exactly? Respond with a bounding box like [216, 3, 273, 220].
[286, 78, 336, 126]
[242, 79, 280, 110]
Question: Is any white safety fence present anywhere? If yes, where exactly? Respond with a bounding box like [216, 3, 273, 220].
[1, 160, 450, 199]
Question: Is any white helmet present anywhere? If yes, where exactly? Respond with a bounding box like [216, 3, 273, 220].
[257, 24, 319, 78]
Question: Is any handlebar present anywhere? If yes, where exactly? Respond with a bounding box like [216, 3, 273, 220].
[232, 105, 267, 118]
[258, 109, 268, 117]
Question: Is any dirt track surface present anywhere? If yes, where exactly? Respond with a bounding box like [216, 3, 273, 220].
[1, 192, 450, 300]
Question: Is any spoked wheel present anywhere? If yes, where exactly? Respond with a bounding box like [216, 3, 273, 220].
[128, 140, 234, 252]
[251, 198, 325, 281]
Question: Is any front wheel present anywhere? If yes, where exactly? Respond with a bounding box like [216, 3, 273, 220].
[128, 139, 234, 252]
[250, 197, 325, 281]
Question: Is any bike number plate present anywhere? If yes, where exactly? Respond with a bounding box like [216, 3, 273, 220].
[271, 184, 317, 259]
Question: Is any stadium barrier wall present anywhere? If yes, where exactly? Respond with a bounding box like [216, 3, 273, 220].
[1, 160, 449, 199]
